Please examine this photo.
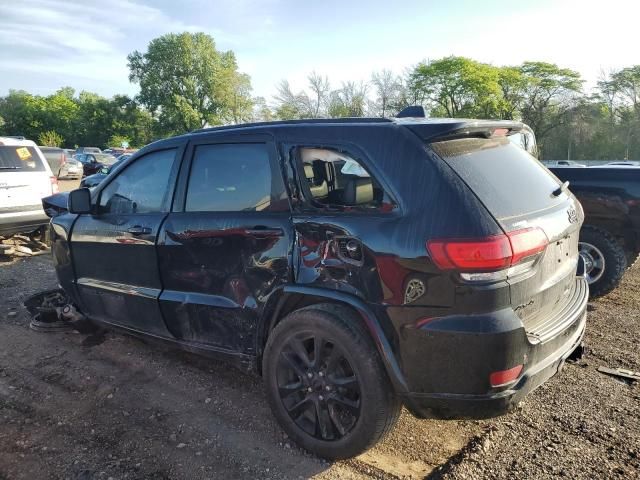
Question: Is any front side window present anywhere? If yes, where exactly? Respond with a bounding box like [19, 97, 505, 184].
[185, 143, 287, 212]
[296, 147, 387, 211]
[98, 149, 176, 214]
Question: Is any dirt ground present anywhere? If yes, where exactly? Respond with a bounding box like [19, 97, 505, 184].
[0, 255, 638, 479]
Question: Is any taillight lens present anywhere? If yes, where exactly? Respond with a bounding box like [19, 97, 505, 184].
[508, 228, 548, 264]
[427, 228, 548, 272]
[60, 153, 67, 165]
[490, 365, 523, 388]
[50, 176, 59, 194]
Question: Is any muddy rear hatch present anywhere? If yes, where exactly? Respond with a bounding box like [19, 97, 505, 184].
[430, 135, 583, 341]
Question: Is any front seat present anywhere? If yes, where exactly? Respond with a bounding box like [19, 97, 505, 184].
[304, 164, 328, 200]
[343, 176, 373, 205]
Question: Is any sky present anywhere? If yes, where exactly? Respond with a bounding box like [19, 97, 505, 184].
[1, 0, 639, 102]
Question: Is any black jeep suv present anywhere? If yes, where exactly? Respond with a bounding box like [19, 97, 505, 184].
[49, 115, 588, 459]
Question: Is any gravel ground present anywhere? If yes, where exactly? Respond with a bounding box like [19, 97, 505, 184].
[0, 255, 638, 479]
[435, 269, 640, 480]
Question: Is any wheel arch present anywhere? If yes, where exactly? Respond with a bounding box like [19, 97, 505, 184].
[582, 219, 639, 259]
[256, 285, 409, 394]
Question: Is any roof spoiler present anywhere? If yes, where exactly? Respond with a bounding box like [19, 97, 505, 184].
[407, 121, 525, 143]
[396, 106, 426, 118]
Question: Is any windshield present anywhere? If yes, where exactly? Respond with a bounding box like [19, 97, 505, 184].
[0, 146, 46, 172]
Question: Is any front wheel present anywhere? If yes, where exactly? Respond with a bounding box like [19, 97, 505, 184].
[263, 304, 401, 459]
[579, 225, 627, 298]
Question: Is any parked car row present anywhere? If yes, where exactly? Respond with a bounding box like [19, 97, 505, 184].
[74, 152, 119, 176]
[38, 146, 82, 179]
[80, 155, 128, 187]
[33, 146, 137, 181]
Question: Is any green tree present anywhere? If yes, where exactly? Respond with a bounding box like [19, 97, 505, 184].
[595, 66, 640, 159]
[38, 130, 63, 147]
[41, 88, 78, 143]
[370, 69, 401, 117]
[251, 97, 274, 122]
[128, 32, 253, 133]
[0, 90, 44, 139]
[409, 56, 501, 118]
[607, 66, 640, 113]
[328, 82, 368, 117]
[228, 73, 254, 124]
[273, 80, 313, 119]
[517, 62, 583, 151]
[108, 134, 131, 148]
[497, 67, 528, 120]
[273, 73, 333, 120]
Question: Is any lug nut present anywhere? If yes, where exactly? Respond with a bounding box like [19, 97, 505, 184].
[307, 372, 313, 378]
[307, 387, 313, 393]
[318, 395, 324, 401]
[325, 386, 331, 391]
[318, 372, 324, 377]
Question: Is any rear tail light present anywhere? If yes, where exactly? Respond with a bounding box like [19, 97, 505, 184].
[50, 176, 59, 194]
[61, 153, 67, 165]
[508, 228, 548, 264]
[427, 227, 548, 278]
[490, 365, 523, 388]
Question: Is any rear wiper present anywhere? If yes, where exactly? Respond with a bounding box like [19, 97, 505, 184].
[552, 180, 570, 197]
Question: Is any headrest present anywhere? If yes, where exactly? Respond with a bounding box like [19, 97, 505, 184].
[343, 176, 373, 205]
[304, 164, 314, 179]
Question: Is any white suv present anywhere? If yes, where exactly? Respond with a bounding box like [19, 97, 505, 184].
[0, 137, 58, 236]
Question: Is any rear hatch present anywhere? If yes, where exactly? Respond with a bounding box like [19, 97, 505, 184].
[0, 145, 53, 212]
[429, 135, 583, 341]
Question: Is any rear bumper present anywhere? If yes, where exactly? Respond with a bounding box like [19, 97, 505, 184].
[391, 277, 588, 419]
[0, 208, 49, 236]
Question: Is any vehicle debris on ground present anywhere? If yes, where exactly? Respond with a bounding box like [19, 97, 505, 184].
[597, 366, 640, 383]
[0, 231, 49, 261]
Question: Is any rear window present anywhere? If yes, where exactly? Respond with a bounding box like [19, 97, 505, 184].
[430, 137, 562, 220]
[0, 146, 46, 172]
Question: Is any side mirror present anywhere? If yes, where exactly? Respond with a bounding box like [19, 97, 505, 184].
[99, 166, 109, 174]
[68, 188, 92, 214]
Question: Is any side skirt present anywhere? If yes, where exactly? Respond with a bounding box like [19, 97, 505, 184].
[86, 316, 257, 374]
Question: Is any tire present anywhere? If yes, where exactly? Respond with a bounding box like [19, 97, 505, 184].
[579, 225, 627, 298]
[263, 303, 401, 459]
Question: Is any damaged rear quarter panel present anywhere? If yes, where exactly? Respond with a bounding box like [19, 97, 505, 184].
[280, 124, 502, 311]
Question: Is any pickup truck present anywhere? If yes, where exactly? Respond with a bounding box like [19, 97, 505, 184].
[550, 166, 640, 297]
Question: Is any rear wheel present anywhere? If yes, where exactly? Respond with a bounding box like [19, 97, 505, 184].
[579, 225, 627, 298]
[263, 304, 400, 459]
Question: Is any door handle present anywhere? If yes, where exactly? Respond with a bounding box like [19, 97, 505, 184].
[245, 226, 284, 237]
[128, 225, 151, 236]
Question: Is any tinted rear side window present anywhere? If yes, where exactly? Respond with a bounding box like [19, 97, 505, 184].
[430, 137, 562, 221]
[185, 143, 288, 212]
[0, 146, 46, 172]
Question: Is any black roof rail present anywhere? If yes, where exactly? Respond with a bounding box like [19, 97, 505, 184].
[396, 106, 426, 118]
[192, 117, 393, 134]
